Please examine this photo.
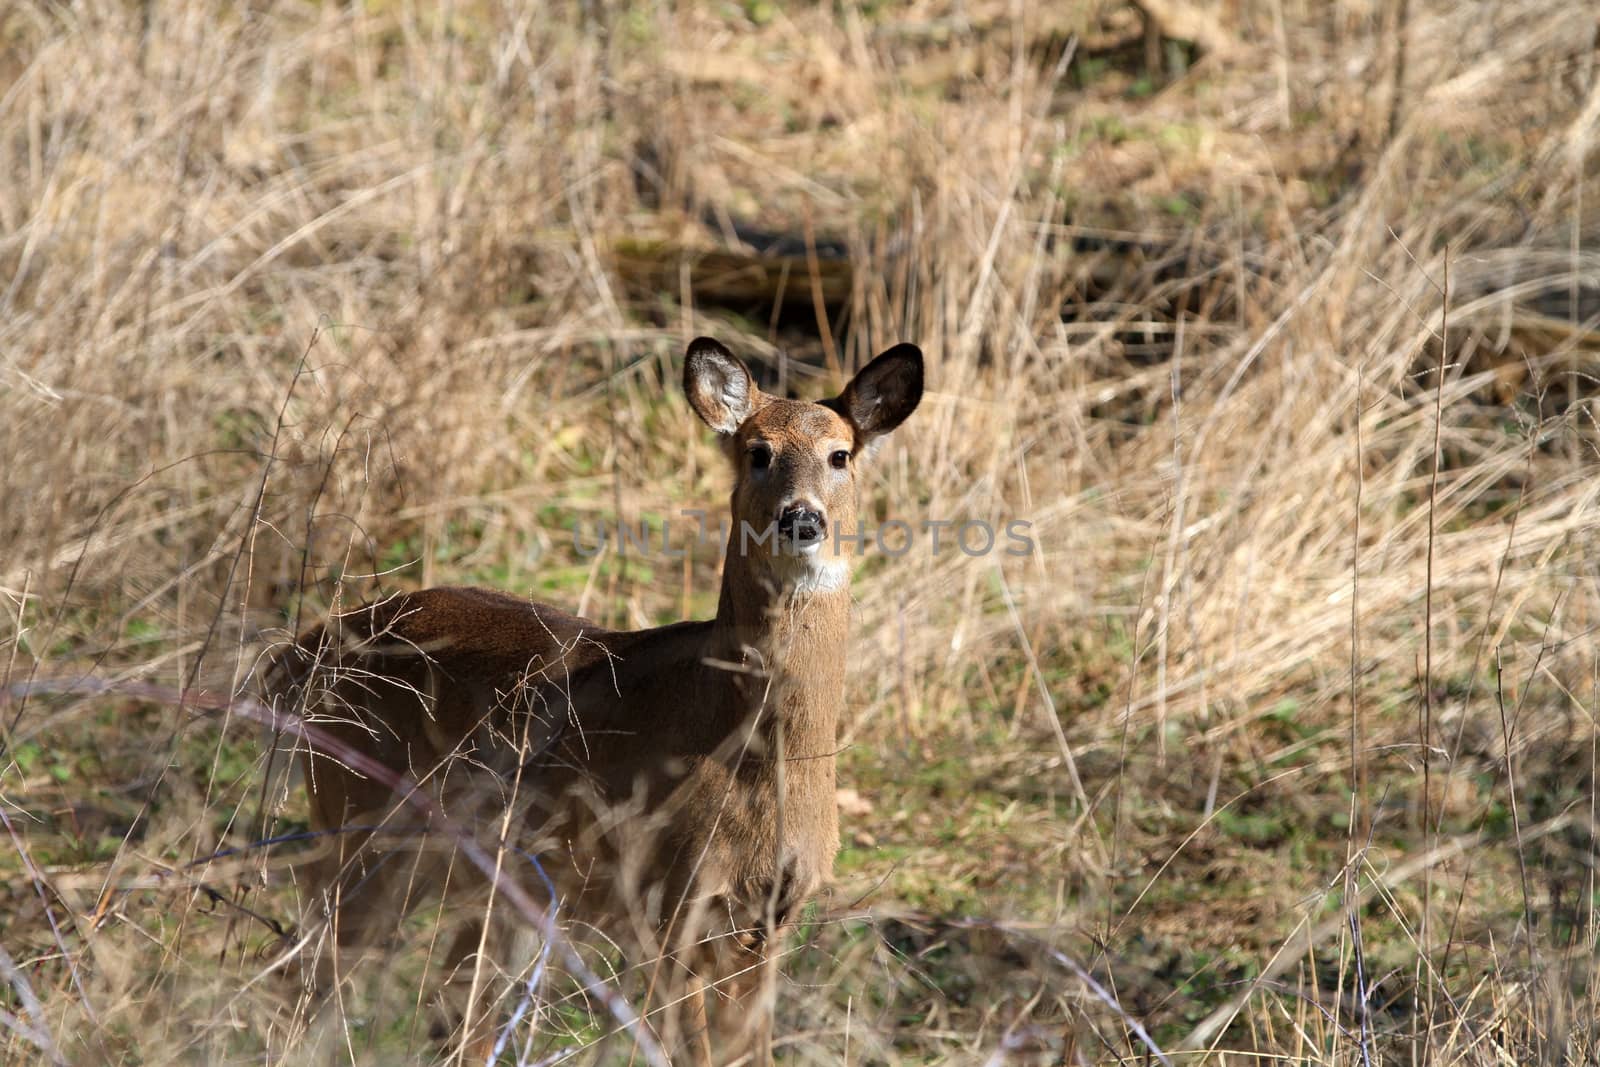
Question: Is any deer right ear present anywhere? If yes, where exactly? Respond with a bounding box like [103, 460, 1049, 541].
[685, 337, 760, 435]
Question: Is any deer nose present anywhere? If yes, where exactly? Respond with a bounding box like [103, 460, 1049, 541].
[777, 503, 827, 545]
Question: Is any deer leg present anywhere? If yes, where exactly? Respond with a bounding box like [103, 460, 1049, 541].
[305, 836, 400, 993]
[429, 919, 491, 1050]
[303, 813, 446, 1002]
[705, 934, 778, 1067]
[683, 974, 716, 1067]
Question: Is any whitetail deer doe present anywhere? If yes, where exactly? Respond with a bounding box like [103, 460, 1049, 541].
[268, 337, 923, 1063]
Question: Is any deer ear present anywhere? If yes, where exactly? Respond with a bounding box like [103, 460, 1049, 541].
[830, 343, 923, 442]
[684, 337, 760, 435]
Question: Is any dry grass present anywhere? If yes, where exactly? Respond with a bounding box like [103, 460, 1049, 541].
[2, 0, 1599, 1063]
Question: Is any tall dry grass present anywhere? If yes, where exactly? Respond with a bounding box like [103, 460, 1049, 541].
[2, 0, 1598, 1063]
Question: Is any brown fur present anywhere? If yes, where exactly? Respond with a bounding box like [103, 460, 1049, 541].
[266, 337, 922, 1063]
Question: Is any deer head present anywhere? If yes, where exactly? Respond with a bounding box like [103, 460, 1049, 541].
[684, 338, 923, 596]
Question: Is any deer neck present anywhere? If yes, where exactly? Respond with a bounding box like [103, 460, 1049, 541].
[705, 548, 851, 765]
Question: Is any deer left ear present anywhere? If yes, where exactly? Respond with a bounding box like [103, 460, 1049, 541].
[828, 343, 923, 443]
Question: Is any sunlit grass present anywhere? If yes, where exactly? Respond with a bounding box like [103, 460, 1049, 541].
[3, 0, 1599, 1063]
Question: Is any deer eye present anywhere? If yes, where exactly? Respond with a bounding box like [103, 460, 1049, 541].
[829, 449, 850, 470]
[747, 443, 773, 470]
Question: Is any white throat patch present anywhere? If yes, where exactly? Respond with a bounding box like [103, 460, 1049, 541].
[768, 546, 851, 596]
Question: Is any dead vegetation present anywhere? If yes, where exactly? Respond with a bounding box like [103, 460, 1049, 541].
[2, 0, 1599, 1063]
